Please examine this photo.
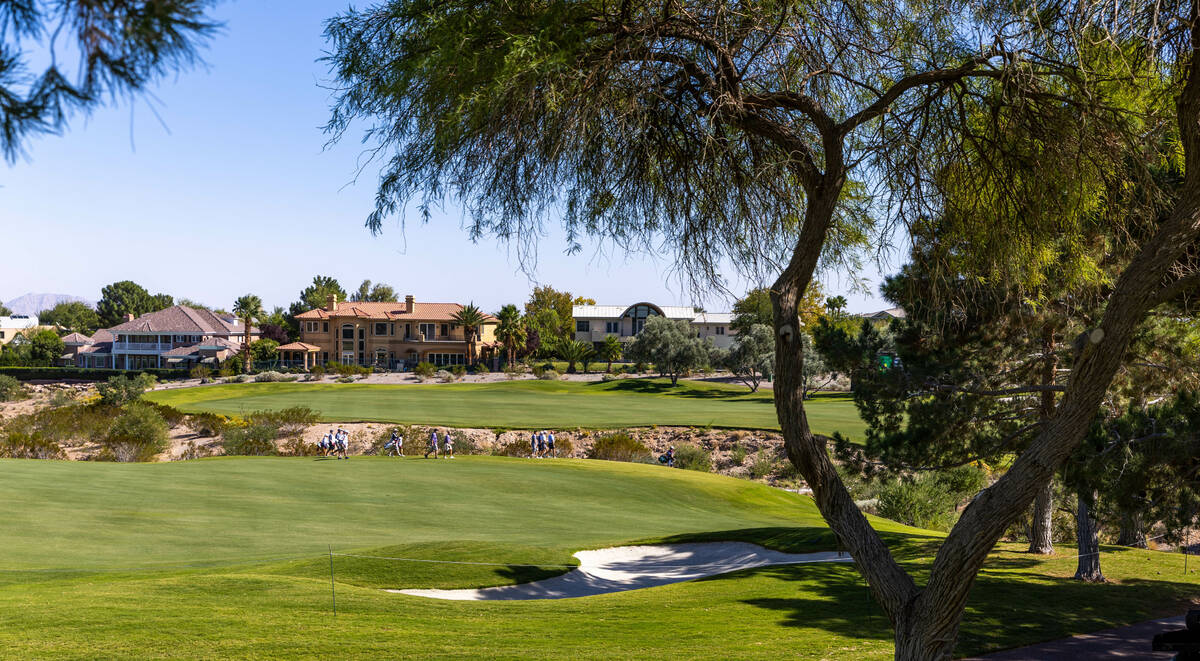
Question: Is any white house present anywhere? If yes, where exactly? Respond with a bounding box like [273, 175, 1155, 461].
[572, 302, 736, 349]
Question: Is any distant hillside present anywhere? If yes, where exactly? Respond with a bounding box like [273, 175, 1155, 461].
[3, 293, 94, 316]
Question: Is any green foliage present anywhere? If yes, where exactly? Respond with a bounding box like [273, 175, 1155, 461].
[729, 443, 748, 466]
[586, 432, 651, 463]
[187, 412, 227, 437]
[97, 281, 173, 328]
[0, 431, 64, 459]
[289, 276, 347, 323]
[626, 317, 711, 386]
[537, 369, 559, 381]
[451, 302, 487, 363]
[876, 466, 988, 531]
[38, 301, 100, 335]
[597, 335, 623, 371]
[524, 286, 575, 355]
[725, 324, 774, 392]
[0, 329, 65, 366]
[102, 403, 169, 462]
[673, 444, 711, 472]
[350, 279, 397, 302]
[413, 362, 436, 379]
[556, 339, 594, 374]
[222, 424, 279, 457]
[96, 373, 157, 407]
[0, 374, 23, 402]
[249, 339, 280, 362]
[749, 450, 776, 480]
[189, 365, 213, 382]
[450, 364, 467, 378]
[494, 304, 526, 366]
[0, 1, 216, 162]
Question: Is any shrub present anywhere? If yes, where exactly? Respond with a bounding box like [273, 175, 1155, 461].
[877, 479, 955, 531]
[101, 403, 169, 462]
[587, 432, 651, 463]
[471, 362, 489, 374]
[436, 369, 456, 383]
[222, 424, 279, 456]
[189, 365, 213, 383]
[336, 376, 354, 383]
[633, 361, 648, 373]
[0, 431, 65, 459]
[414, 362, 436, 380]
[531, 364, 546, 378]
[48, 389, 77, 408]
[244, 406, 319, 436]
[254, 371, 298, 383]
[308, 364, 326, 380]
[492, 439, 532, 457]
[601, 373, 619, 382]
[749, 450, 775, 480]
[0, 374, 23, 402]
[552, 435, 574, 457]
[729, 443, 748, 466]
[217, 366, 235, 378]
[144, 402, 187, 427]
[538, 369, 560, 381]
[187, 412, 227, 437]
[0, 367, 184, 382]
[371, 424, 418, 455]
[674, 444, 711, 472]
[450, 364, 467, 378]
[95, 373, 156, 407]
[280, 436, 323, 457]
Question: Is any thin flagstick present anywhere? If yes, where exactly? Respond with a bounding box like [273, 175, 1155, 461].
[329, 544, 337, 617]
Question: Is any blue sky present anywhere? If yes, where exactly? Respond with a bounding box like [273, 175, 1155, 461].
[2, 1, 892, 315]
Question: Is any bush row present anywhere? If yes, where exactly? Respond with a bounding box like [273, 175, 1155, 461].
[0, 367, 187, 382]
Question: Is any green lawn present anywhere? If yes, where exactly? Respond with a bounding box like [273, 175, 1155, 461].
[145, 378, 866, 437]
[0, 457, 1195, 659]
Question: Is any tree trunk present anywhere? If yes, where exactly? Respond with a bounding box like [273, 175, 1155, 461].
[1074, 492, 1105, 582]
[1116, 510, 1148, 548]
[1028, 481, 1055, 554]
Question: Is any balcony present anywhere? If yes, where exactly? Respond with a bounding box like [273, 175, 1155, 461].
[113, 342, 169, 352]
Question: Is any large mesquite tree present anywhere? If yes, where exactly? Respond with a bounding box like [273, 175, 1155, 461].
[323, 1, 1200, 657]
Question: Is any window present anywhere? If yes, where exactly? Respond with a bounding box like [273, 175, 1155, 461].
[374, 322, 388, 336]
[420, 323, 435, 339]
[427, 353, 465, 366]
[322, 352, 328, 363]
[358, 328, 365, 340]
[576, 320, 590, 333]
[341, 324, 355, 340]
[0, 331, 5, 339]
[405, 324, 412, 339]
[716, 326, 725, 335]
[322, 322, 328, 333]
[440, 324, 449, 337]
[605, 321, 619, 334]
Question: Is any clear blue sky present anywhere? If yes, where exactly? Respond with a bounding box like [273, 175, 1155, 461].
[2, 0, 892, 315]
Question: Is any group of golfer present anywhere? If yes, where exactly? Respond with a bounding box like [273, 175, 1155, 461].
[318, 428, 350, 459]
[374, 428, 561, 459]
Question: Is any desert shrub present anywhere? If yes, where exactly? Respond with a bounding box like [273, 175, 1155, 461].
[551, 436, 574, 457]
[280, 436, 323, 457]
[222, 424, 279, 456]
[217, 366, 235, 378]
[0, 431, 65, 459]
[436, 369, 456, 383]
[0, 374, 23, 401]
[413, 362, 436, 380]
[179, 440, 212, 460]
[47, 389, 77, 408]
[601, 373, 619, 382]
[471, 362, 489, 374]
[187, 412, 227, 437]
[491, 439, 531, 457]
[95, 373, 156, 407]
[101, 403, 169, 462]
[144, 402, 187, 427]
[875, 467, 987, 531]
[336, 376, 354, 383]
[451, 364, 467, 378]
[254, 371, 298, 383]
[749, 450, 776, 480]
[189, 365, 213, 383]
[531, 364, 545, 378]
[538, 369, 560, 381]
[729, 443, 748, 466]
[244, 407, 318, 436]
[371, 424, 418, 455]
[587, 432, 651, 463]
[309, 364, 326, 379]
[674, 444, 711, 472]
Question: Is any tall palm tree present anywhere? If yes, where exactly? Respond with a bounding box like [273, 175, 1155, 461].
[494, 304, 525, 367]
[450, 302, 487, 365]
[232, 294, 263, 373]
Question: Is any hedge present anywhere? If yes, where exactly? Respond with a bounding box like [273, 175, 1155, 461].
[0, 367, 188, 382]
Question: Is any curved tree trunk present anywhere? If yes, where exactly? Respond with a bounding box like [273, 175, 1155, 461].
[1028, 481, 1055, 554]
[1074, 492, 1105, 582]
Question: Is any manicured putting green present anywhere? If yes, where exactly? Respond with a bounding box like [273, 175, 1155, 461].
[145, 378, 867, 436]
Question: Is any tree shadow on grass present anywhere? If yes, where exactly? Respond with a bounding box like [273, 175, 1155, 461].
[588, 378, 767, 400]
[490, 564, 575, 586]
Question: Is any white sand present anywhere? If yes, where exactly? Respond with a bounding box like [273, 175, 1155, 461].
[390, 542, 853, 601]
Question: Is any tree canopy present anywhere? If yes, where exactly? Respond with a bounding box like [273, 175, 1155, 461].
[96, 281, 173, 328]
[351, 279, 398, 302]
[38, 301, 100, 335]
[0, 0, 217, 161]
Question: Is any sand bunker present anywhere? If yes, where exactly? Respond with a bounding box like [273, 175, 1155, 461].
[390, 542, 853, 601]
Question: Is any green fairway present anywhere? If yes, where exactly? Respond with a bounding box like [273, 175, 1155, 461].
[0, 457, 1196, 659]
[144, 378, 867, 436]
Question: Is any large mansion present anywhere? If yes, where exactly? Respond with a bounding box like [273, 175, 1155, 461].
[572, 302, 736, 350]
[290, 295, 497, 369]
[65, 306, 258, 370]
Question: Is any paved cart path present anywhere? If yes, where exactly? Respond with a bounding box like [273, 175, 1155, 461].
[965, 614, 1185, 660]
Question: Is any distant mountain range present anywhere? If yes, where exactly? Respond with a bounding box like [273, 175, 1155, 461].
[3, 294, 94, 316]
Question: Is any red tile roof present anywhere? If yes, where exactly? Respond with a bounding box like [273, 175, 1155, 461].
[278, 342, 322, 351]
[107, 305, 257, 335]
[294, 301, 498, 323]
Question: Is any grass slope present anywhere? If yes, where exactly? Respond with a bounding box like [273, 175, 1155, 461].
[0, 457, 1195, 659]
[145, 379, 866, 437]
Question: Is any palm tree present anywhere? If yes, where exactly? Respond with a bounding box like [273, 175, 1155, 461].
[232, 294, 263, 373]
[557, 339, 595, 374]
[494, 304, 525, 367]
[451, 302, 487, 365]
[824, 295, 848, 316]
[597, 334, 623, 372]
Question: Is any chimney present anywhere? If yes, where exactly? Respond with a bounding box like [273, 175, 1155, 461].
[125, 313, 135, 322]
[328, 294, 339, 313]
[405, 295, 415, 314]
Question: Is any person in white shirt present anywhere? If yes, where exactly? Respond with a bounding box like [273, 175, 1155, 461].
[336, 429, 349, 460]
[443, 431, 454, 459]
[386, 430, 404, 457]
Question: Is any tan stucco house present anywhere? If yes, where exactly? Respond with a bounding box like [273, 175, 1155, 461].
[290, 295, 497, 369]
